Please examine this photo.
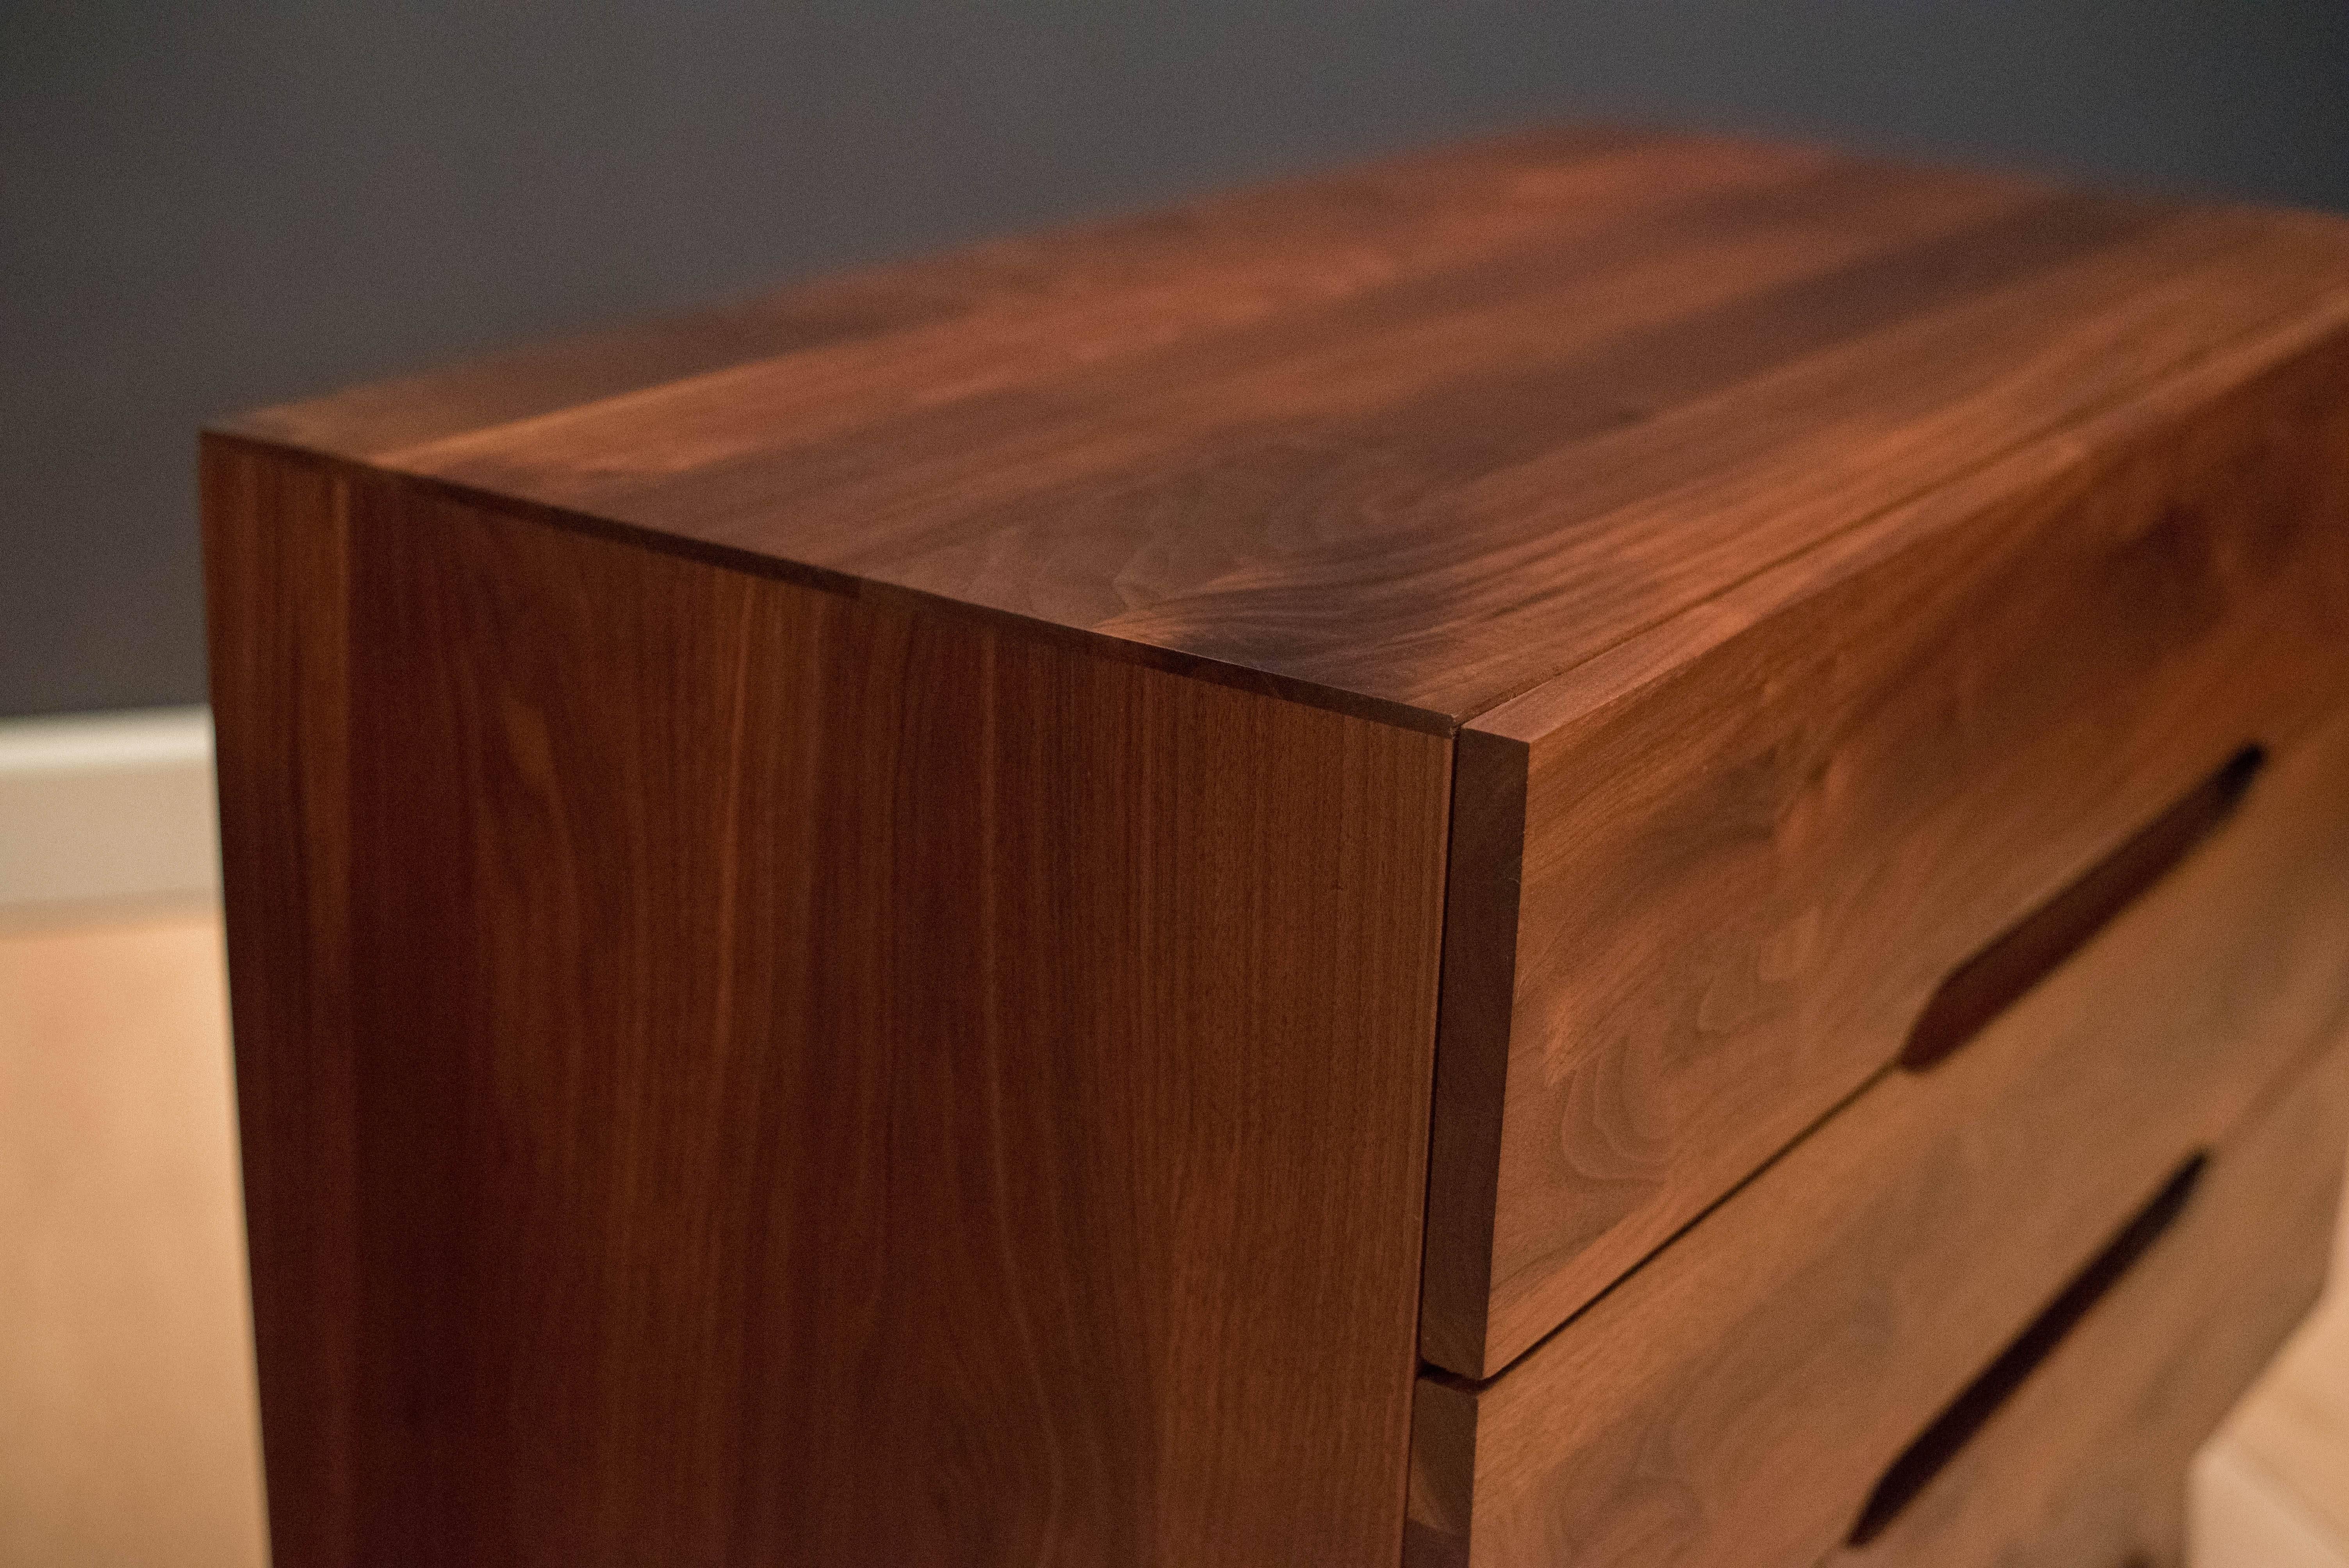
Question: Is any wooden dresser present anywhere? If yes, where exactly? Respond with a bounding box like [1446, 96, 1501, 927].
[204, 127, 2349, 1567]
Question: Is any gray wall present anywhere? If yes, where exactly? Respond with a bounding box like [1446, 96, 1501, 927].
[7, 0, 2346, 717]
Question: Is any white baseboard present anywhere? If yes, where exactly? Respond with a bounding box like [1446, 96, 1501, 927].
[0, 707, 220, 916]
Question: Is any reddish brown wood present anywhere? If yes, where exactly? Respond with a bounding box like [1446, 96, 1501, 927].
[205, 439, 1451, 1567]
[203, 445, 358, 1564]
[1897, 743, 2265, 1073]
[1404, 706, 2349, 1568]
[1426, 303, 2349, 1376]
[219, 130, 2349, 733]
[1825, 1025, 2349, 1568]
[204, 123, 2349, 1566]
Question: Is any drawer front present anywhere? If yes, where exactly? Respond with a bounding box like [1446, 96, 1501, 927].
[1405, 707, 2349, 1568]
[1423, 317, 2349, 1376]
[1824, 1030, 2348, 1568]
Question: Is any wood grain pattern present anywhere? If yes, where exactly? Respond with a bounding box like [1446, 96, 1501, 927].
[1424, 294, 2349, 1376]
[1823, 1023, 2349, 1568]
[204, 125, 2349, 1564]
[216, 130, 2349, 731]
[203, 443, 357, 1567]
[203, 437, 1452, 1568]
[1404, 704, 2349, 1568]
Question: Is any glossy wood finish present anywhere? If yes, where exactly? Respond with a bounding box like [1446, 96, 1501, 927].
[203, 444, 357, 1559]
[1425, 301, 2349, 1375]
[1404, 706, 2349, 1568]
[1825, 1026, 2349, 1568]
[204, 439, 1452, 1567]
[226, 124, 2349, 1382]
[206, 125, 2349, 1567]
[221, 130, 2349, 734]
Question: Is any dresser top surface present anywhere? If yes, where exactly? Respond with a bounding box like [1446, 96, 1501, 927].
[217, 125, 2349, 731]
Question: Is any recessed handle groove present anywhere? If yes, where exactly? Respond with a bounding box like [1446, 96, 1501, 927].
[1901, 745, 2265, 1073]
[1846, 1153, 2208, 1547]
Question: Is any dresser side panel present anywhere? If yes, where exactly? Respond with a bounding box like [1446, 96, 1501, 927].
[203, 437, 361, 1568]
[208, 447, 1452, 1567]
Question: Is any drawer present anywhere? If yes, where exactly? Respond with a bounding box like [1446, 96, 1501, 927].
[1823, 1026, 2349, 1568]
[1404, 706, 2349, 1568]
[1422, 321, 2349, 1375]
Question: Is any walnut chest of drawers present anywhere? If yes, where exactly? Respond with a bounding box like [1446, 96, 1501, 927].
[205, 126, 2349, 1568]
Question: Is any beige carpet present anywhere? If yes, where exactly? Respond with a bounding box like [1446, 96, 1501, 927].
[0, 909, 265, 1568]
